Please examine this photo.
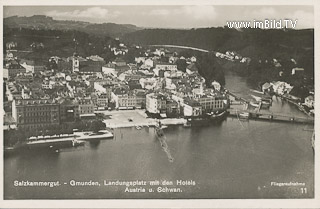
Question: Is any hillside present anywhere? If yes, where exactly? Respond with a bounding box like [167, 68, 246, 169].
[4, 15, 141, 38]
[3, 26, 118, 62]
[123, 27, 314, 79]
[123, 27, 313, 58]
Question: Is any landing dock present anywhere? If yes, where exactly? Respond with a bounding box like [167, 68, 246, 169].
[227, 109, 314, 124]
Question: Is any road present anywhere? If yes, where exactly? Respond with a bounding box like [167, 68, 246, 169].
[150, 44, 210, 53]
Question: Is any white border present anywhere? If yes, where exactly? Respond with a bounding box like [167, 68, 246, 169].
[0, 0, 319, 208]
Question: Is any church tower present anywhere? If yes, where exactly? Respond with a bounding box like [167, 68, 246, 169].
[72, 52, 79, 73]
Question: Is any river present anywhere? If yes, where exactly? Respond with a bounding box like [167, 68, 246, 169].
[4, 72, 314, 199]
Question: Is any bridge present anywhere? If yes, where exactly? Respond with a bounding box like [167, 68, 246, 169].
[149, 45, 210, 53]
[228, 109, 314, 124]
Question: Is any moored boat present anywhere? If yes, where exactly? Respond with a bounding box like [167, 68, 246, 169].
[185, 110, 227, 127]
[22, 137, 85, 151]
[239, 112, 250, 119]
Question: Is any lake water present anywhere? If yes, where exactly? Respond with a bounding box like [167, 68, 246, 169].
[4, 72, 314, 199]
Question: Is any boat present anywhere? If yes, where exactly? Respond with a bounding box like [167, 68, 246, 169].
[22, 136, 85, 151]
[210, 111, 227, 119]
[135, 125, 142, 130]
[183, 120, 192, 128]
[74, 130, 114, 141]
[185, 110, 228, 127]
[250, 101, 260, 108]
[186, 115, 211, 126]
[239, 112, 250, 119]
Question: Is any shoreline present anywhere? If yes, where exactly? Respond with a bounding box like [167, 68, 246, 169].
[103, 118, 187, 129]
[98, 109, 186, 129]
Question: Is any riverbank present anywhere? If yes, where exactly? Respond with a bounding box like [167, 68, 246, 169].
[97, 109, 186, 128]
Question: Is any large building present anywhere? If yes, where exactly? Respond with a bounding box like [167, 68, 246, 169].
[12, 99, 60, 129]
[97, 93, 109, 108]
[111, 88, 137, 110]
[78, 99, 95, 116]
[183, 99, 202, 117]
[155, 63, 177, 71]
[146, 93, 167, 114]
[58, 98, 79, 122]
[20, 59, 45, 74]
[194, 95, 227, 113]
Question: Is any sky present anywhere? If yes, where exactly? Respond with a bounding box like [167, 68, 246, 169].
[3, 5, 314, 29]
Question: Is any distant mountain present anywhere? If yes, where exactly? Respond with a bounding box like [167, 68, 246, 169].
[4, 15, 142, 38]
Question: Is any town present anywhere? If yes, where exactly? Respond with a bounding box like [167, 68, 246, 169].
[2, 6, 316, 201]
[3, 41, 232, 147]
[3, 37, 315, 149]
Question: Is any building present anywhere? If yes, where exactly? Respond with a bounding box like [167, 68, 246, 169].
[183, 99, 202, 117]
[12, 99, 60, 129]
[262, 82, 272, 93]
[6, 41, 18, 50]
[97, 93, 108, 108]
[292, 67, 304, 75]
[166, 100, 180, 117]
[153, 49, 165, 56]
[186, 63, 198, 75]
[144, 58, 154, 67]
[146, 93, 167, 114]
[135, 57, 146, 64]
[271, 81, 293, 95]
[102, 63, 117, 77]
[139, 78, 157, 89]
[72, 55, 80, 73]
[86, 55, 104, 62]
[5, 63, 26, 79]
[134, 90, 147, 109]
[155, 63, 177, 71]
[211, 81, 221, 92]
[194, 95, 227, 113]
[20, 60, 45, 74]
[42, 80, 55, 89]
[304, 95, 314, 108]
[58, 98, 79, 122]
[164, 70, 183, 78]
[112, 58, 127, 67]
[78, 99, 95, 116]
[70, 56, 105, 74]
[111, 87, 135, 110]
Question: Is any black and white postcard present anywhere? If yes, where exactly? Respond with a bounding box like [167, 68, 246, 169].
[1, 0, 319, 208]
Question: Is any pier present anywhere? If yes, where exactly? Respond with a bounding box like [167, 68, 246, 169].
[228, 109, 314, 124]
[155, 125, 174, 163]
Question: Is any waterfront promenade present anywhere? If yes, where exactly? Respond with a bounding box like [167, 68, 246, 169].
[96, 109, 186, 128]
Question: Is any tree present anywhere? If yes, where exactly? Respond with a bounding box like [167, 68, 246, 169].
[90, 120, 106, 133]
[196, 53, 225, 86]
[176, 59, 187, 72]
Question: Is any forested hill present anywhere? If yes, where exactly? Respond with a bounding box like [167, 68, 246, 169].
[4, 15, 141, 38]
[123, 27, 314, 59]
[3, 26, 119, 62]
